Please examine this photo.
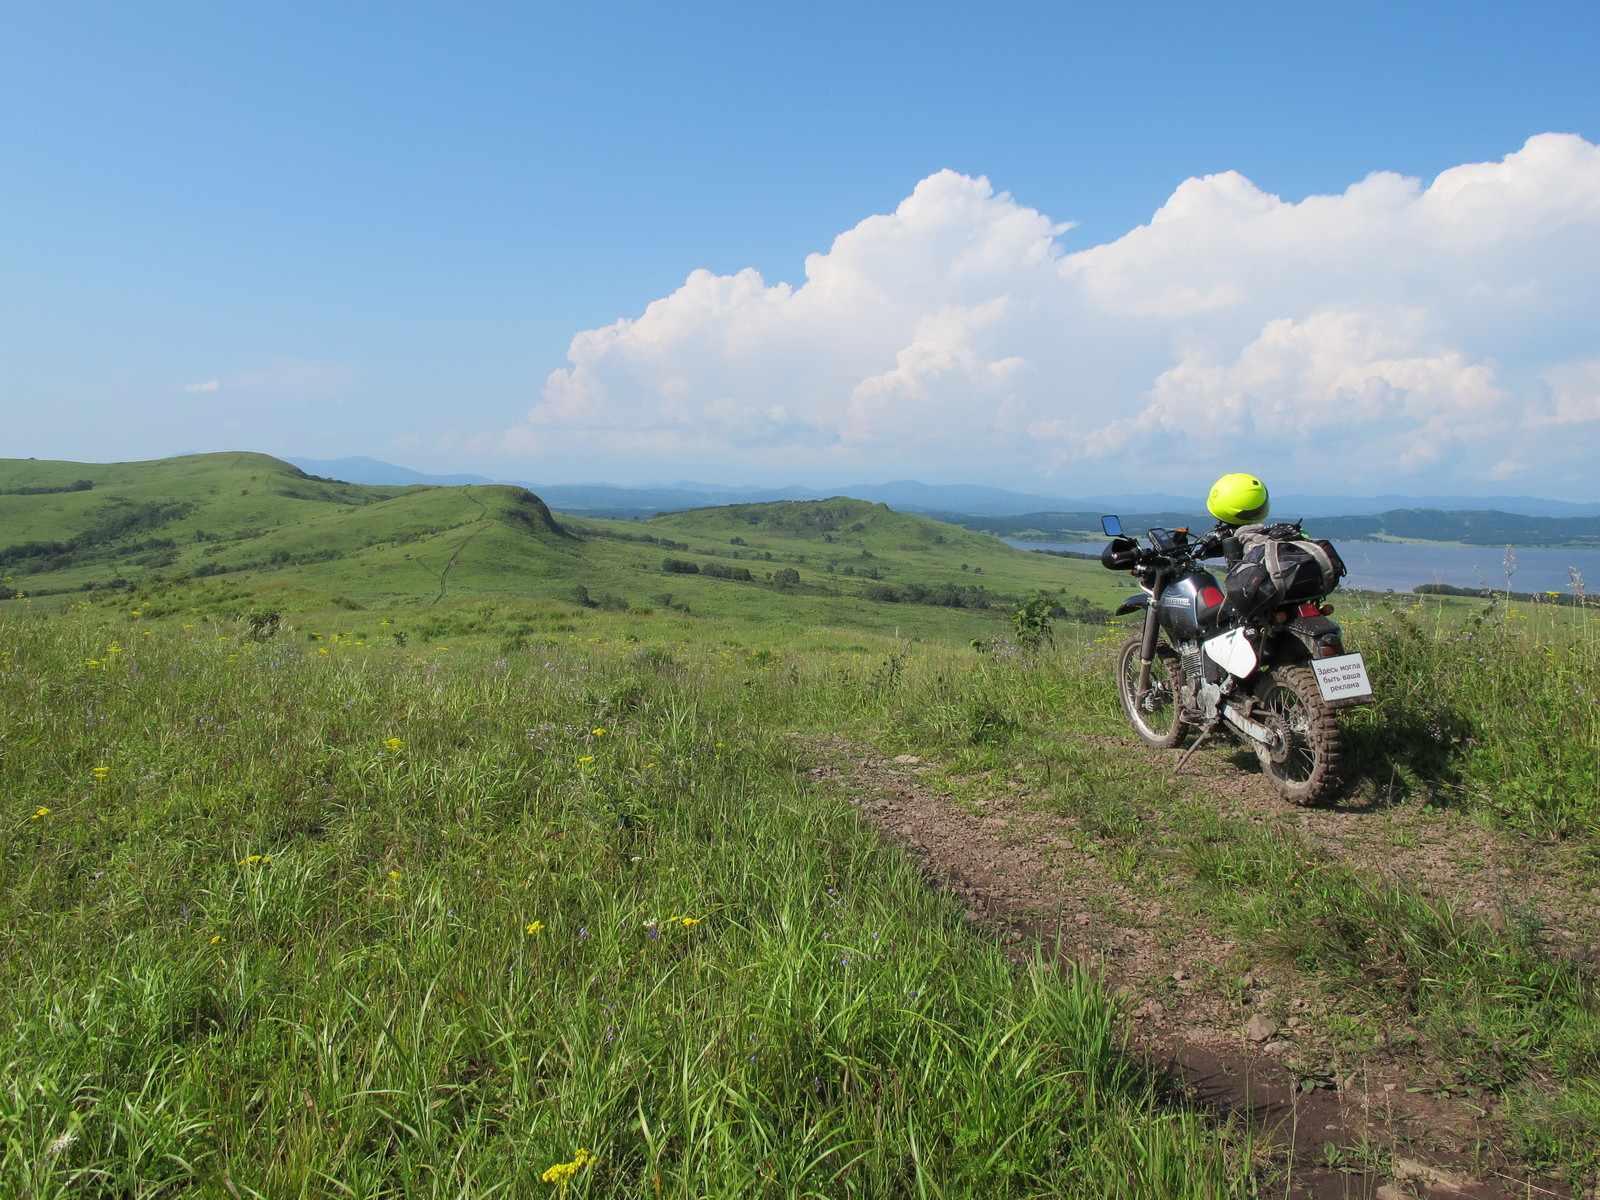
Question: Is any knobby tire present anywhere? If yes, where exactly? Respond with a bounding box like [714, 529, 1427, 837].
[1251, 664, 1343, 805]
[1116, 632, 1188, 750]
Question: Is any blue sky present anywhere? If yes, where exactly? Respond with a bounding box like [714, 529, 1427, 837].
[3, 1, 1597, 497]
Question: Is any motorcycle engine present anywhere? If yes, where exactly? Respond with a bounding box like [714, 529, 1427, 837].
[1176, 640, 1205, 715]
[1179, 640, 1203, 682]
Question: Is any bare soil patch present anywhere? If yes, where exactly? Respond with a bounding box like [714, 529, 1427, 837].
[803, 736, 1591, 1200]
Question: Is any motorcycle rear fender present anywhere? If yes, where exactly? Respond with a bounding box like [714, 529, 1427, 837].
[1115, 593, 1151, 617]
[1282, 614, 1344, 659]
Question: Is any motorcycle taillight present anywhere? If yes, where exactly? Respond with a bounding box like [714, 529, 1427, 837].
[1296, 602, 1321, 618]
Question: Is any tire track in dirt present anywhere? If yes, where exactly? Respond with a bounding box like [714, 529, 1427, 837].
[803, 736, 1584, 1200]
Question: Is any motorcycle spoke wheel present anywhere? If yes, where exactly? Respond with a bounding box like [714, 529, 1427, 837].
[1116, 632, 1188, 750]
[1251, 665, 1342, 804]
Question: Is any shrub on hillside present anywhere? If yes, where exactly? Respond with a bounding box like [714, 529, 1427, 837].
[861, 580, 994, 610]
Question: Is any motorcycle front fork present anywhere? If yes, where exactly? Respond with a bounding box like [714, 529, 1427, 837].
[1137, 571, 1166, 695]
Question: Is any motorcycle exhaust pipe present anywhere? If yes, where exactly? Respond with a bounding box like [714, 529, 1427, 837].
[1222, 706, 1277, 748]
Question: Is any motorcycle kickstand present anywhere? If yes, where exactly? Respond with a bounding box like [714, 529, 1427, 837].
[1172, 714, 1223, 776]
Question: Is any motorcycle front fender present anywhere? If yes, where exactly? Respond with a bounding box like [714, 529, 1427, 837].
[1114, 593, 1151, 617]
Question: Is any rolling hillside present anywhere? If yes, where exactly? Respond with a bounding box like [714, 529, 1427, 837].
[0, 453, 574, 600]
[0, 453, 1122, 639]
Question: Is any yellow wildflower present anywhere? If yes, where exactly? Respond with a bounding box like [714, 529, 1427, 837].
[106, 642, 123, 654]
[30, 807, 51, 820]
[526, 921, 545, 935]
[383, 737, 403, 752]
[91, 767, 109, 780]
[209, 935, 226, 945]
[388, 870, 401, 880]
[591, 727, 607, 737]
[578, 756, 595, 764]
[677, 917, 700, 927]
[540, 1149, 594, 1189]
[238, 854, 271, 865]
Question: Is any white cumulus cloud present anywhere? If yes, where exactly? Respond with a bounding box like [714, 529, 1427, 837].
[513, 133, 1600, 494]
[182, 380, 221, 393]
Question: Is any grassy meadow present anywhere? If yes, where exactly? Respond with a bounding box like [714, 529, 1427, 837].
[5, 453, 1600, 1193]
[2, 596, 1261, 1198]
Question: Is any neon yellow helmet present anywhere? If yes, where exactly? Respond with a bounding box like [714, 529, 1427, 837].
[1207, 472, 1270, 525]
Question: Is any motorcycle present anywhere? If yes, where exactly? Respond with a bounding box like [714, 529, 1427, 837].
[1098, 515, 1372, 804]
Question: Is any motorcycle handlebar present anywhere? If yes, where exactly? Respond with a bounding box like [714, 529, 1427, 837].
[1099, 526, 1233, 573]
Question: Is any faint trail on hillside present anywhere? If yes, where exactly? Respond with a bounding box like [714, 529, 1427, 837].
[431, 487, 490, 605]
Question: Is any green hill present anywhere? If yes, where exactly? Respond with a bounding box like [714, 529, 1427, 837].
[0, 453, 581, 601]
[0, 454, 1124, 640]
[1308, 508, 1600, 547]
[919, 509, 1201, 542]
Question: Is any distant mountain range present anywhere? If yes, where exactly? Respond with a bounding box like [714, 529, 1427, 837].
[289, 456, 498, 488]
[287, 457, 1600, 520]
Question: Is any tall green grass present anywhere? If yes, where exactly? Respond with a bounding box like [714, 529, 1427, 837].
[7, 583, 1596, 1193]
[1183, 822, 1600, 1175]
[1, 608, 1246, 1198]
[1346, 597, 1600, 837]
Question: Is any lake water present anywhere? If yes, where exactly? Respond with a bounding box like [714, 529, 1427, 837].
[1005, 539, 1600, 595]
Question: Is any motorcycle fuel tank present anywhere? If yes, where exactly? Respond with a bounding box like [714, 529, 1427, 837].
[1157, 569, 1226, 639]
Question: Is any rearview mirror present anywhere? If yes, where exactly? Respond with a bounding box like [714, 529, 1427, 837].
[1100, 514, 1123, 537]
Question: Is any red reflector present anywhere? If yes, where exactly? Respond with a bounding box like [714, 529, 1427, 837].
[1201, 586, 1224, 607]
[1297, 603, 1321, 618]
[1321, 646, 1340, 657]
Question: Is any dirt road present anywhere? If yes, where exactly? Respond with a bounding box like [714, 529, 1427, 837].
[805, 737, 1595, 1200]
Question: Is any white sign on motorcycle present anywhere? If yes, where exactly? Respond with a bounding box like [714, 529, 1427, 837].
[1312, 653, 1373, 701]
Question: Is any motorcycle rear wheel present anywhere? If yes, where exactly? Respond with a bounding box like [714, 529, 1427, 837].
[1251, 665, 1342, 804]
[1116, 632, 1188, 749]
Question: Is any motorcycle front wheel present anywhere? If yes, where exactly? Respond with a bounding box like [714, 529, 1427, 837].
[1251, 665, 1342, 804]
[1116, 632, 1188, 749]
